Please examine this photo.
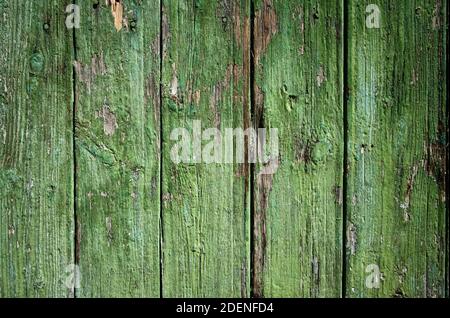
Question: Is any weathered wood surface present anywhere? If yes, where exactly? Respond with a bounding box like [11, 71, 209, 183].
[74, 0, 161, 297]
[0, 0, 448, 298]
[161, 0, 251, 297]
[253, 0, 344, 297]
[0, 0, 74, 297]
[346, 0, 447, 297]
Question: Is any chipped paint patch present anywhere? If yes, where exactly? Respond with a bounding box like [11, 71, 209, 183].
[346, 223, 357, 255]
[334, 186, 343, 206]
[96, 103, 118, 136]
[316, 66, 326, 87]
[8, 225, 15, 237]
[170, 63, 178, 99]
[253, 171, 275, 297]
[73, 53, 107, 93]
[209, 64, 234, 130]
[432, 1, 442, 29]
[254, 0, 278, 66]
[161, 6, 170, 59]
[192, 90, 201, 105]
[254, 85, 265, 126]
[107, 0, 124, 31]
[401, 164, 419, 222]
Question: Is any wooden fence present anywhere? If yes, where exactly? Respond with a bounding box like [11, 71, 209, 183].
[0, 0, 448, 298]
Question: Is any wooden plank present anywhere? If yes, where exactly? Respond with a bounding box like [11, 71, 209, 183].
[346, 0, 447, 297]
[0, 0, 74, 297]
[253, 0, 344, 297]
[74, 0, 160, 297]
[161, 0, 251, 297]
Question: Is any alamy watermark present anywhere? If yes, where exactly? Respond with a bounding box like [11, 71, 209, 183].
[65, 4, 80, 29]
[63, 4, 381, 30]
[170, 121, 279, 175]
[64, 264, 81, 290]
[366, 4, 381, 29]
[365, 264, 382, 289]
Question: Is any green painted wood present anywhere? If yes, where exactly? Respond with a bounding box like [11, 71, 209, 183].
[74, 0, 160, 297]
[0, 0, 74, 297]
[253, 0, 344, 297]
[161, 0, 251, 297]
[1, 0, 448, 299]
[346, 0, 447, 297]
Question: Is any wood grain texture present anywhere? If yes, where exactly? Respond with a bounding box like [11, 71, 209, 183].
[253, 0, 344, 297]
[346, 0, 448, 297]
[0, 0, 448, 299]
[161, 0, 251, 297]
[74, 0, 161, 297]
[0, 0, 74, 297]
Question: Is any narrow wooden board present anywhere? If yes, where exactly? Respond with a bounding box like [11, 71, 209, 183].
[346, 0, 448, 297]
[161, 0, 251, 297]
[74, 0, 161, 297]
[1, 0, 448, 299]
[0, 0, 74, 297]
[253, 0, 344, 297]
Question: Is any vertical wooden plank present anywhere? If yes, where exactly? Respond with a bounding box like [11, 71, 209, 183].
[161, 0, 251, 297]
[75, 0, 160, 297]
[346, 1, 447, 297]
[447, 1, 449, 298]
[0, 1, 74, 297]
[253, 0, 344, 297]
